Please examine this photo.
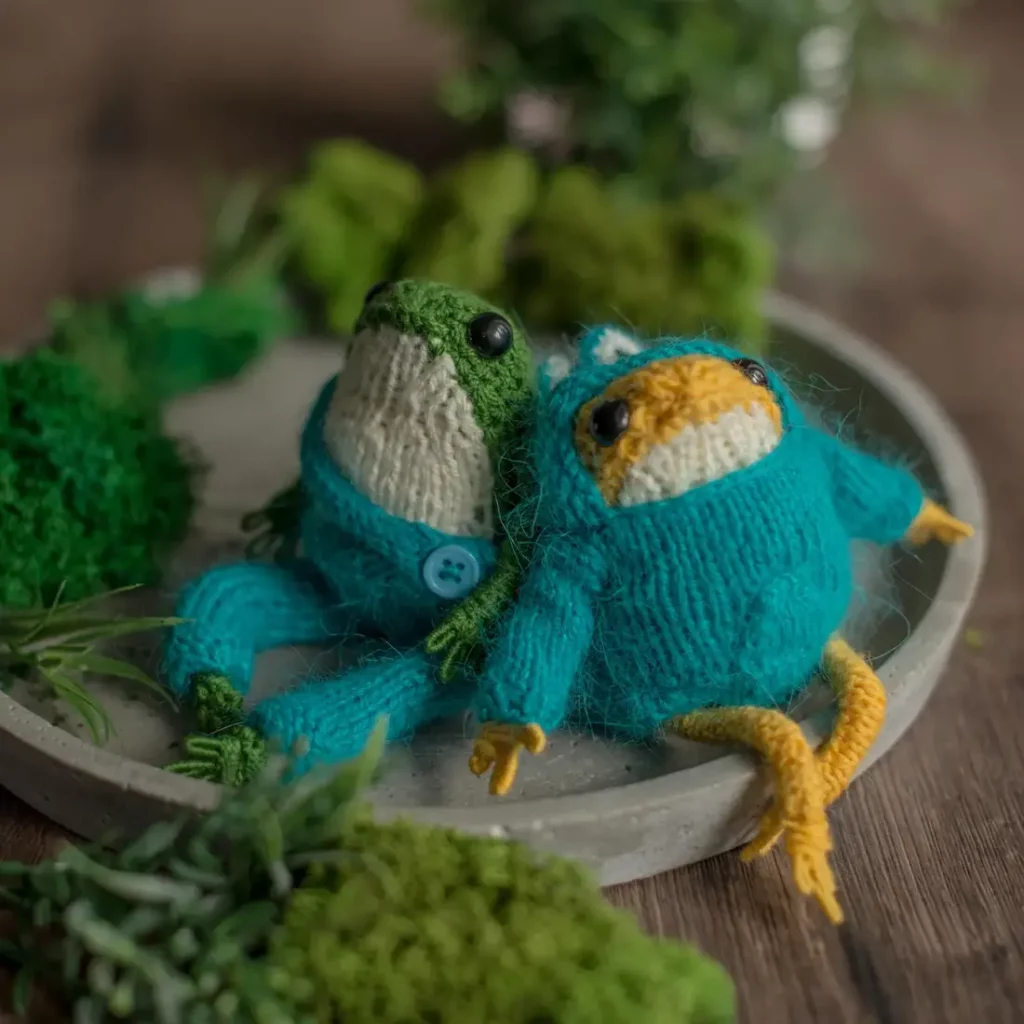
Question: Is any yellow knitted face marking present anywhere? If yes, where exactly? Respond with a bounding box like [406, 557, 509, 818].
[575, 355, 783, 505]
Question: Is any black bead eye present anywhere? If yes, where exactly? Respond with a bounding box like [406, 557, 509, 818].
[733, 357, 768, 388]
[363, 280, 390, 306]
[589, 399, 631, 447]
[467, 313, 513, 359]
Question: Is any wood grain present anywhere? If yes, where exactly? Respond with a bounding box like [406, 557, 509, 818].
[1, 1, 1023, 1021]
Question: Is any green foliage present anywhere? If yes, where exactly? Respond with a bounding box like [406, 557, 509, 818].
[270, 817, 733, 1024]
[0, 727, 387, 1024]
[277, 142, 771, 345]
[401, 147, 540, 299]
[279, 140, 425, 332]
[0, 350, 196, 610]
[0, 586, 180, 744]
[50, 176, 297, 408]
[427, 0, 959, 201]
[512, 166, 771, 346]
[0, 729, 733, 1024]
[51, 280, 297, 408]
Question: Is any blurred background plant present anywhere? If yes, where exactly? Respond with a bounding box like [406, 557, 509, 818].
[243, 0, 962, 350]
[428, 0, 962, 203]
[49, 177, 296, 410]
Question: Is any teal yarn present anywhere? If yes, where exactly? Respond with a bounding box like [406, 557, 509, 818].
[162, 378, 495, 769]
[474, 333, 925, 737]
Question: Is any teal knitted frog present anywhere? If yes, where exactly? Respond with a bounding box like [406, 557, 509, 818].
[163, 280, 535, 781]
[469, 327, 973, 923]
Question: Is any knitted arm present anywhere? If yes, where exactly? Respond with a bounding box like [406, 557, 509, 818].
[474, 539, 601, 733]
[815, 432, 925, 545]
[425, 536, 527, 680]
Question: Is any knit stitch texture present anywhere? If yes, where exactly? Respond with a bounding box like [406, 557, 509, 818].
[162, 378, 497, 699]
[475, 332, 925, 736]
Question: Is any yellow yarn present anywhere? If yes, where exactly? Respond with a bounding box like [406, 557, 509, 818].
[469, 722, 547, 796]
[673, 706, 843, 925]
[745, 635, 887, 859]
[905, 499, 974, 546]
[574, 354, 782, 504]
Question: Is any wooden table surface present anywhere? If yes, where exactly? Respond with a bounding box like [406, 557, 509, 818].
[2, 1, 1022, 1021]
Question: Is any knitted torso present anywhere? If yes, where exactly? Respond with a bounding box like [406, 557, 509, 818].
[476, 332, 925, 737]
[572, 428, 853, 734]
[302, 379, 496, 646]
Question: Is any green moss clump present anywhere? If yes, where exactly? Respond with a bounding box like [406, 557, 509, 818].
[513, 166, 772, 348]
[0, 350, 195, 608]
[400, 147, 539, 300]
[269, 819, 734, 1024]
[51, 277, 296, 408]
[0, 735, 732, 1024]
[279, 140, 425, 332]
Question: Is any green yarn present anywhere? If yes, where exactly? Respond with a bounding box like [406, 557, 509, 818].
[279, 140, 425, 333]
[169, 727, 268, 787]
[0, 350, 195, 609]
[166, 674, 267, 785]
[511, 166, 772, 349]
[269, 818, 734, 1024]
[192, 673, 246, 733]
[50, 277, 295, 408]
[400, 147, 540, 300]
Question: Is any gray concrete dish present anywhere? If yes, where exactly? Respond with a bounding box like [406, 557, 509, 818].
[0, 293, 987, 885]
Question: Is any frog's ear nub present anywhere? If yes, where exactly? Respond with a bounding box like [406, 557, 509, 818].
[578, 325, 643, 367]
[538, 354, 574, 393]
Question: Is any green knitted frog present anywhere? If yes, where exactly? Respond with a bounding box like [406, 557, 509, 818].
[165, 280, 537, 782]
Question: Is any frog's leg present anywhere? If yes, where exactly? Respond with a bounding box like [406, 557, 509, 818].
[671, 707, 842, 924]
[162, 560, 348, 705]
[745, 636, 887, 858]
[249, 650, 474, 776]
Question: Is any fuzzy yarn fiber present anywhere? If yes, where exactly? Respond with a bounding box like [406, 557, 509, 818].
[476, 335, 925, 736]
[269, 818, 734, 1024]
[0, 350, 195, 609]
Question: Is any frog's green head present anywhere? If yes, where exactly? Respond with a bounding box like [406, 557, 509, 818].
[324, 279, 536, 538]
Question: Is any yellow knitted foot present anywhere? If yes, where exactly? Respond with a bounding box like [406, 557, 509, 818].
[746, 636, 888, 858]
[469, 722, 547, 796]
[905, 499, 973, 546]
[673, 707, 842, 924]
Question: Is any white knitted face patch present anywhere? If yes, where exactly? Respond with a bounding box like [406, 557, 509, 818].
[324, 327, 494, 537]
[617, 404, 781, 507]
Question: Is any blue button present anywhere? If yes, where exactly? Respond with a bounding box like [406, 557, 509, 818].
[422, 544, 481, 601]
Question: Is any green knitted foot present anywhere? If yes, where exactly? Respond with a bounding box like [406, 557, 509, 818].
[166, 726, 268, 787]
[191, 672, 245, 734]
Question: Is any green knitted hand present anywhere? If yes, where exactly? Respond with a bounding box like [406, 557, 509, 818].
[425, 602, 483, 681]
[426, 543, 522, 681]
[191, 672, 246, 733]
[167, 726, 268, 787]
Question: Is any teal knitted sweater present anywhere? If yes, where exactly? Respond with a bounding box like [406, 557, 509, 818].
[474, 335, 925, 737]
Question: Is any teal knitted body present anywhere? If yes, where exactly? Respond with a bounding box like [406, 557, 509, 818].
[475, 334, 925, 737]
[163, 379, 496, 699]
[162, 378, 494, 769]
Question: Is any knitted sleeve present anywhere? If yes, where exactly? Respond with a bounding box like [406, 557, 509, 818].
[474, 537, 604, 733]
[816, 431, 925, 545]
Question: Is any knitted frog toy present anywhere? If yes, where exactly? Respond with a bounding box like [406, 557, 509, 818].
[163, 279, 535, 783]
[468, 327, 973, 923]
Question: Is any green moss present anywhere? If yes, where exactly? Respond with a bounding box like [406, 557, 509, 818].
[0, 350, 195, 608]
[401, 147, 540, 300]
[279, 140, 425, 332]
[0, 735, 732, 1024]
[51, 278, 296, 408]
[512, 166, 772, 348]
[269, 819, 734, 1024]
